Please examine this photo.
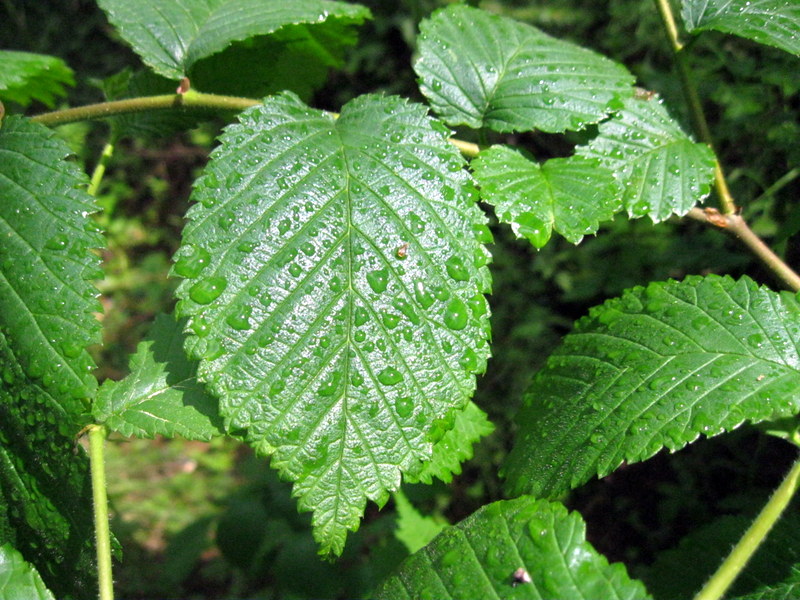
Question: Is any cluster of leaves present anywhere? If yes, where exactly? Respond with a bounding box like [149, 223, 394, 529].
[1, 0, 799, 598]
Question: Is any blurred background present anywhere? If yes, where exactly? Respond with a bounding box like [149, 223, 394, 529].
[1, 0, 798, 597]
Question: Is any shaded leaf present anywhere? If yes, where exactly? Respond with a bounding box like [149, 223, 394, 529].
[415, 5, 635, 133]
[0, 116, 103, 415]
[94, 313, 224, 440]
[375, 496, 651, 599]
[174, 92, 492, 556]
[473, 147, 622, 248]
[96, 0, 371, 80]
[0, 333, 96, 599]
[0, 544, 56, 600]
[405, 401, 494, 485]
[503, 275, 800, 499]
[0, 51, 74, 109]
[682, 0, 800, 56]
[392, 489, 447, 554]
[576, 94, 716, 222]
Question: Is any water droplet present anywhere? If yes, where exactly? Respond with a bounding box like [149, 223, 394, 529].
[226, 305, 252, 330]
[367, 268, 389, 293]
[459, 348, 479, 373]
[60, 341, 82, 358]
[393, 297, 420, 325]
[408, 213, 426, 234]
[413, 280, 436, 309]
[354, 306, 370, 326]
[445, 256, 469, 281]
[174, 245, 211, 278]
[288, 263, 303, 277]
[318, 371, 341, 397]
[377, 367, 402, 386]
[191, 316, 211, 337]
[45, 233, 69, 251]
[189, 277, 227, 304]
[382, 311, 400, 329]
[395, 396, 413, 417]
[443, 297, 469, 330]
[278, 219, 291, 235]
[467, 293, 487, 318]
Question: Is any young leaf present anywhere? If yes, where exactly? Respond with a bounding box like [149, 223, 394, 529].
[96, 0, 371, 81]
[682, 0, 800, 57]
[374, 496, 652, 599]
[405, 400, 494, 485]
[0, 51, 74, 108]
[174, 92, 492, 556]
[473, 147, 622, 248]
[503, 275, 800, 499]
[392, 489, 447, 554]
[0, 116, 103, 414]
[415, 5, 635, 133]
[0, 333, 97, 600]
[93, 313, 224, 440]
[576, 94, 716, 222]
[0, 544, 56, 600]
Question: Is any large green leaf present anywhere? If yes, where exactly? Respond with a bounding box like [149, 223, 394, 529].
[0, 116, 103, 416]
[415, 5, 635, 133]
[375, 496, 651, 599]
[473, 148, 622, 248]
[576, 94, 716, 222]
[93, 313, 224, 440]
[503, 275, 800, 499]
[0, 333, 96, 600]
[174, 92, 492, 556]
[682, 0, 800, 56]
[0, 51, 74, 109]
[96, 0, 371, 80]
[0, 544, 56, 600]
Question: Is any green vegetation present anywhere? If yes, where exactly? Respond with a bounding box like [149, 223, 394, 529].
[1, 1, 799, 598]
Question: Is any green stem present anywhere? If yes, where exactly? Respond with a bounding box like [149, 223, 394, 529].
[88, 140, 116, 197]
[88, 425, 114, 600]
[653, 0, 736, 215]
[694, 453, 800, 600]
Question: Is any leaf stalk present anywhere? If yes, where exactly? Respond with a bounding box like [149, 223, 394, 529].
[88, 424, 114, 600]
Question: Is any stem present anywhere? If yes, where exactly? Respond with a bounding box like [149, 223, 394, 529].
[653, 0, 736, 215]
[88, 425, 114, 600]
[88, 140, 116, 197]
[694, 453, 800, 600]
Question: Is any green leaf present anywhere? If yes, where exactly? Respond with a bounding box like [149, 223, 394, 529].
[0, 51, 74, 109]
[0, 333, 97, 600]
[174, 92, 492, 556]
[503, 275, 800, 499]
[415, 5, 635, 133]
[93, 313, 224, 440]
[374, 496, 652, 599]
[576, 94, 716, 222]
[682, 0, 800, 57]
[644, 514, 800, 600]
[473, 147, 622, 248]
[405, 401, 494, 485]
[0, 544, 56, 600]
[392, 489, 447, 554]
[0, 116, 103, 415]
[96, 0, 371, 80]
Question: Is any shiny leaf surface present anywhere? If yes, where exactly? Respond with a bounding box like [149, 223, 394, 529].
[0, 51, 74, 109]
[0, 545, 56, 600]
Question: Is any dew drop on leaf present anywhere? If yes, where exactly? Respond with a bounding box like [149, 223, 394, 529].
[445, 255, 469, 281]
[226, 305, 253, 331]
[413, 280, 436, 309]
[174, 245, 211, 278]
[395, 396, 413, 417]
[189, 277, 227, 304]
[377, 367, 403, 386]
[45, 233, 69, 251]
[443, 297, 469, 330]
[367, 268, 389, 293]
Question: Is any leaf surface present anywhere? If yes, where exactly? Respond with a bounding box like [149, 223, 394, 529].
[415, 5, 635, 133]
[392, 489, 447, 554]
[94, 313, 224, 440]
[503, 275, 800, 499]
[0, 51, 74, 109]
[0, 544, 56, 600]
[375, 496, 651, 599]
[473, 147, 622, 248]
[682, 0, 800, 56]
[174, 92, 492, 555]
[0, 116, 103, 415]
[0, 333, 96, 599]
[96, 0, 371, 80]
[576, 94, 716, 222]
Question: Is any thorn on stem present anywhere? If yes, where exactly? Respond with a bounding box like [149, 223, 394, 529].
[176, 77, 191, 95]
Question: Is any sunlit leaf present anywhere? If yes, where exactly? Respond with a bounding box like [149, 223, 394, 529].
[0, 544, 56, 600]
[392, 489, 447, 554]
[0, 51, 74, 108]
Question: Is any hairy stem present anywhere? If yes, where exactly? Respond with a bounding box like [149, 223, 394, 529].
[88, 425, 114, 600]
[653, 0, 736, 214]
[694, 453, 800, 600]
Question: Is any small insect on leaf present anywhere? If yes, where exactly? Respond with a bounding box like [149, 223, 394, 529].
[396, 242, 409, 259]
[511, 567, 532, 586]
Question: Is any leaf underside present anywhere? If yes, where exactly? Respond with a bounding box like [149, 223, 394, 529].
[93, 313, 224, 440]
[0, 544, 56, 600]
[375, 496, 651, 599]
[0, 332, 96, 600]
[681, 0, 800, 56]
[0, 116, 103, 417]
[415, 4, 635, 133]
[174, 92, 491, 555]
[503, 275, 800, 499]
[473, 147, 622, 248]
[0, 51, 74, 109]
[96, 0, 371, 81]
[576, 94, 716, 222]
